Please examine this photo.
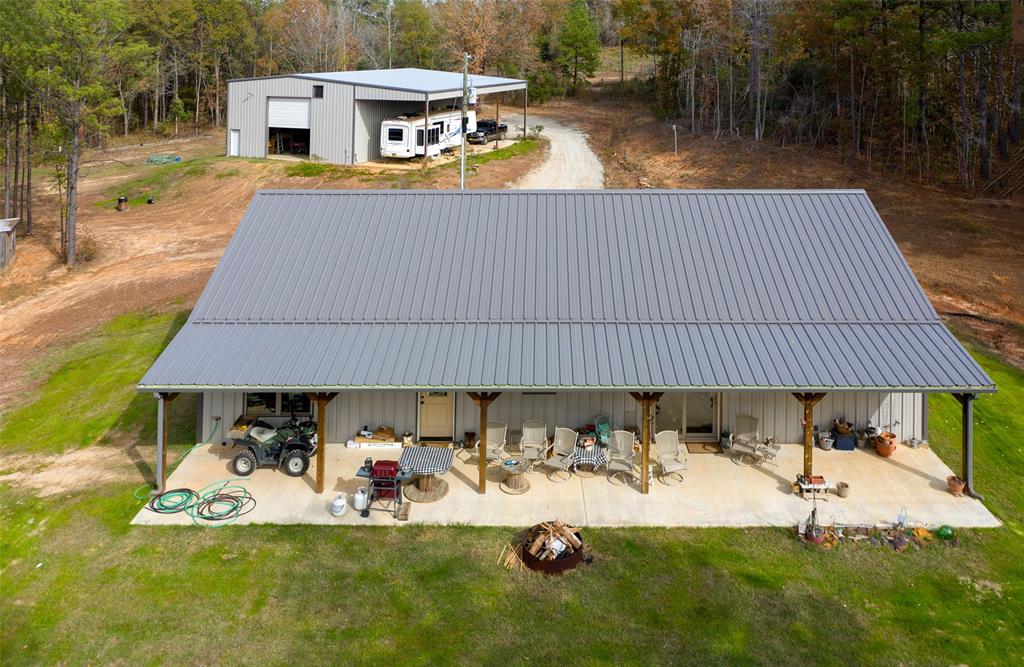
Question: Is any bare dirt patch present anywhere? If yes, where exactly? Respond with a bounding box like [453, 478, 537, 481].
[0, 445, 155, 497]
[539, 95, 1024, 366]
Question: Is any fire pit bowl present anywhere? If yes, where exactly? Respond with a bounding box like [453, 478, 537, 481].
[521, 522, 585, 575]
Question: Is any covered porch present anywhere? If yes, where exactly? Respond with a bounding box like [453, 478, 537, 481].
[132, 433, 998, 527]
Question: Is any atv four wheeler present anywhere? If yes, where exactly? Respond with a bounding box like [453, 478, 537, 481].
[227, 416, 318, 477]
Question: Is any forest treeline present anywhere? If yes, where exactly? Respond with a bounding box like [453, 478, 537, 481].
[0, 1, 1021, 267]
[618, 0, 1022, 191]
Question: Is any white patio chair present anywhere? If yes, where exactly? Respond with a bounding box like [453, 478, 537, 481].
[520, 419, 549, 468]
[654, 430, 687, 485]
[730, 415, 762, 466]
[607, 430, 637, 486]
[540, 427, 577, 482]
[464, 421, 508, 465]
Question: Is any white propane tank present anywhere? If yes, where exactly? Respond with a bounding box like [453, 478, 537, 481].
[330, 492, 348, 517]
[353, 487, 369, 512]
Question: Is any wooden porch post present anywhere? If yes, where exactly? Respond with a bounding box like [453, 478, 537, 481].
[631, 392, 663, 494]
[306, 392, 338, 494]
[792, 392, 826, 478]
[468, 392, 501, 493]
[954, 393, 983, 499]
[155, 392, 179, 494]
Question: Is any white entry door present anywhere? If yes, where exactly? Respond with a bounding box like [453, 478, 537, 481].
[267, 98, 310, 129]
[418, 392, 454, 441]
[228, 129, 240, 156]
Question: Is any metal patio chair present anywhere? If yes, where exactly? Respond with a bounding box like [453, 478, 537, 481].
[607, 430, 638, 486]
[730, 415, 763, 466]
[464, 421, 508, 466]
[654, 430, 687, 484]
[540, 427, 577, 482]
[520, 419, 550, 469]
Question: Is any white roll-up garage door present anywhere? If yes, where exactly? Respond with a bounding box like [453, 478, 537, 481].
[267, 98, 310, 129]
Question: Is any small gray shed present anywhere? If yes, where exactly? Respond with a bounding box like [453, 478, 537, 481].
[225, 68, 527, 165]
[0, 217, 20, 271]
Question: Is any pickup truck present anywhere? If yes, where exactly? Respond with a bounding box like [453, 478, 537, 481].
[467, 119, 508, 144]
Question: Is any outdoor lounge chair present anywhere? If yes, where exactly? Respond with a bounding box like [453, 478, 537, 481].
[540, 427, 577, 482]
[654, 430, 687, 484]
[730, 415, 762, 466]
[607, 430, 637, 485]
[520, 419, 550, 468]
[464, 421, 508, 465]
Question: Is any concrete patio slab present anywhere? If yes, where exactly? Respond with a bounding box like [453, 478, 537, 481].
[132, 442, 1000, 528]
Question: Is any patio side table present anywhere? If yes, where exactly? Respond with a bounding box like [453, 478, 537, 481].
[499, 459, 530, 495]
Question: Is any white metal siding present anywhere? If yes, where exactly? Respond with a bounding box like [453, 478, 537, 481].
[720, 391, 925, 443]
[226, 77, 355, 163]
[267, 98, 310, 128]
[354, 99, 422, 163]
[199, 390, 924, 445]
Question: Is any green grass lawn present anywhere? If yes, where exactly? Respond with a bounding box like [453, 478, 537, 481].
[2, 313, 1022, 665]
[94, 157, 219, 208]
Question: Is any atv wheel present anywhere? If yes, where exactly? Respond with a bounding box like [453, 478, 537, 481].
[232, 450, 258, 476]
[282, 450, 310, 477]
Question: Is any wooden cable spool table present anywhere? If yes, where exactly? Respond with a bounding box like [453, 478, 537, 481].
[499, 458, 530, 495]
[398, 446, 454, 503]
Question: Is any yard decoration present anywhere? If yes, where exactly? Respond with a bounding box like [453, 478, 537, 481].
[875, 431, 898, 457]
[947, 475, 967, 497]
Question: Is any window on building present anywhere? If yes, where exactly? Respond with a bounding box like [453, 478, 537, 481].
[313, 85, 324, 99]
[281, 393, 312, 415]
[387, 127, 404, 142]
[245, 393, 277, 415]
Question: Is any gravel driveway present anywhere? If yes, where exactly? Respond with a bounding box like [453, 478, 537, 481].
[513, 117, 604, 189]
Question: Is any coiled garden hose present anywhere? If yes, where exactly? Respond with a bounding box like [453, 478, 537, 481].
[145, 478, 256, 527]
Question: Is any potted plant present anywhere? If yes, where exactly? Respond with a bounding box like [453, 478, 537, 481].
[947, 475, 966, 497]
[875, 431, 898, 457]
[719, 430, 732, 450]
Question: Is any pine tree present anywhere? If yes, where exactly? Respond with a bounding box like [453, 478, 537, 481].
[557, 0, 601, 94]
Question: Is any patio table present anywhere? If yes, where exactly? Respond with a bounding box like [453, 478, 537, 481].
[399, 446, 454, 503]
[571, 437, 607, 474]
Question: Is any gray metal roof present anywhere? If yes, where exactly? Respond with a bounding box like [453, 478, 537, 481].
[139, 190, 994, 393]
[230, 68, 525, 95]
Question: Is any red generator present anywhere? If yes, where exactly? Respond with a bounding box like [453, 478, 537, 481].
[367, 460, 405, 518]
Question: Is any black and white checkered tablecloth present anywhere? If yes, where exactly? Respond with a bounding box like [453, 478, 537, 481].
[572, 443, 607, 469]
[399, 447, 454, 475]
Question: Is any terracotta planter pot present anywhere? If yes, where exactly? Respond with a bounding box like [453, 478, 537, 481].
[875, 432, 897, 458]
[947, 475, 966, 497]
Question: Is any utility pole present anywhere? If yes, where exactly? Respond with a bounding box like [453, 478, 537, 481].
[460, 52, 472, 190]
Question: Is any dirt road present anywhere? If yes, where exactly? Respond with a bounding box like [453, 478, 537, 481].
[513, 117, 604, 189]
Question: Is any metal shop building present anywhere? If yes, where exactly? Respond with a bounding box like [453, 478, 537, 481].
[225, 68, 527, 165]
[139, 189, 994, 498]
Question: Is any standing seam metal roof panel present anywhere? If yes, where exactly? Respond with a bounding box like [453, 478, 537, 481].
[139, 190, 995, 392]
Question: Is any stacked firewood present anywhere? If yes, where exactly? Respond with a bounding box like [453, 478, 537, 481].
[524, 520, 583, 561]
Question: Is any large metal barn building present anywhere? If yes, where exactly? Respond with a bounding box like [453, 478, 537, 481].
[225, 68, 527, 165]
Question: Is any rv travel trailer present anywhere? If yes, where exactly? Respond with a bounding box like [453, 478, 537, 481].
[380, 108, 476, 159]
